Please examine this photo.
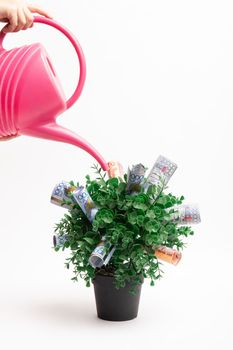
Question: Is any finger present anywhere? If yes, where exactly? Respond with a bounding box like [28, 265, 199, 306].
[2, 9, 18, 33]
[27, 5, 53, 18]
[0, 18, 9, 23]
[22, 7, 34, 30]
[14, 7, 27, 32]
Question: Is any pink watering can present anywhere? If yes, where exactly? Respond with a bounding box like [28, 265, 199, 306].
[0, 16, 108, 170]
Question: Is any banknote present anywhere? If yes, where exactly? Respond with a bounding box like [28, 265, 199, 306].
[169, 204, 201, 225]
[73, 186, 98, 222]
[53, 234, 68, 248]
[89, 237, 116, 268]
[154, 245, 182, 265]
[51, 181, 76, 209]
[107, 161, 124, 178]
[144, 155, 177, 191]
[126, 163, 146, 193]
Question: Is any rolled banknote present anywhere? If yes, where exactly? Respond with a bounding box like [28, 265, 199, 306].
[107, 161, 124, 178]
[51, 181, 77, 209]
[53, 234, 68, 248]
[144, 155, 177, 191]
[169, 204, 201, 225]
[89, 237, 116, 268]
[126, 163, 146, 194]
[103, 246, 116, 265]
[154, 245, 182, 265]
[72, 186, 98, 222]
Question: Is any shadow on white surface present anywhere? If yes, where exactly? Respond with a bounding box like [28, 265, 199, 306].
[25, 297, 143, 328]
[26, 298, 100, 327]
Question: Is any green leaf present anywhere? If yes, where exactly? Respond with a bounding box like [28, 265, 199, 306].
[128, 212, 137, 225]
[107, 178, 119, 188]
[83, 237, 95, 245]
[145, 220, 160, 233]
[146, 209, 156, 219]
[136, 215, 145, 226]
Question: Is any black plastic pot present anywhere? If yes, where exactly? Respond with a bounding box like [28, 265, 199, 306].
[92, 274, 143, 321]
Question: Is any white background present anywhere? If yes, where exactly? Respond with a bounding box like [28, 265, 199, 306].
[0, 0, 232, 349]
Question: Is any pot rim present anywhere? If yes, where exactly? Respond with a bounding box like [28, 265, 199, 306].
[92, 271, 144, 284]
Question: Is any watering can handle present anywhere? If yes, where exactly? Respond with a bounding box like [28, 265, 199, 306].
[0, 16, 86, 110]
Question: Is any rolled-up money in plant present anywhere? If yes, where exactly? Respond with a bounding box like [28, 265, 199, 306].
[107, 161, 124, 178]
[72, 186, 98, 222]
[154, 245, 182, 265]
[126, 163, 146, 194]
[103, 246, 116, 265]
[51, 181, 77, 209]
[169, 204, 201, 225]
[53, 234, 68, 248]
[144, 155, 177, 191]
[89, 237, 116, 268]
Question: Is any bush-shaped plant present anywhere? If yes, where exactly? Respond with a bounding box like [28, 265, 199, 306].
[53, 163, 198, 293]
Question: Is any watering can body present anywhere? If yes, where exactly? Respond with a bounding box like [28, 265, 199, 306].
[0, 17, 108, 170]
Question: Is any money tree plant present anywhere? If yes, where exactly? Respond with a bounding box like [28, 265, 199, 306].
[53, 162, 199, 292]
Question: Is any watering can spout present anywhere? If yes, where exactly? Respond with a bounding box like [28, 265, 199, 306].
[21, 122, 108, 171]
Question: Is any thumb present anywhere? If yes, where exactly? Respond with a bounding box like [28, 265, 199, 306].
[27, 5, 53, 18]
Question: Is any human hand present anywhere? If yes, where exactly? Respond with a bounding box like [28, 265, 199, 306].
[0, 0, 52, 33]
